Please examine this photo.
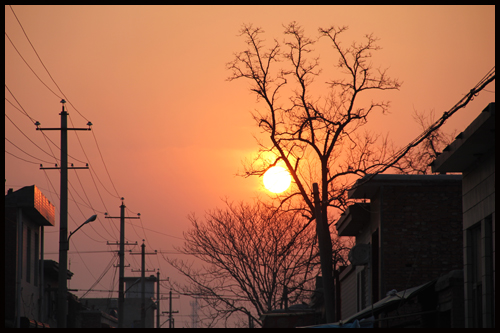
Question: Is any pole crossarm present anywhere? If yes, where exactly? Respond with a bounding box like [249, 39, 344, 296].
[40, 164, 89, 170]
[36, 127, 91, 131]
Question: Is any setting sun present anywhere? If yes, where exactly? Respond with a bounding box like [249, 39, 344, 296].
[263, 166, 292, 193]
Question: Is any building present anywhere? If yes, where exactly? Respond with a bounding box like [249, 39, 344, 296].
[260, 276, 325, 328]
[431, 102, 495, 328]
[336, 174, 463, 326]
[83, 275, 157, 328]
[5, 185, 119, 328]
[5, 185, 55, 328]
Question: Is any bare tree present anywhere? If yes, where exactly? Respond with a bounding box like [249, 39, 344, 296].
[166, 199, 352, 327]
[225, 22, 401, 322]
[390, 109, 457, 174]
[227, 22, 401, 223]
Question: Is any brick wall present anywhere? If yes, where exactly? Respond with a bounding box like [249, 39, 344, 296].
[380, 180, 463, 296]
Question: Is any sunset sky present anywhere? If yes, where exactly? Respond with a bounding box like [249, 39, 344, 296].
[5, 5, 494, 327]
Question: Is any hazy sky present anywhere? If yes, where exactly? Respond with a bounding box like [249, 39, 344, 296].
[5, 5, 495, 327]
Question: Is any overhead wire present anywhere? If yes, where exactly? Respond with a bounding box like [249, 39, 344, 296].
[6, 96, 120, 291]
[91, 129, 121, 199]
[5, 89, 122, 238]
[80, 253, 119, 299]
[351, 66, 495, 190]
[41, 171, 113, 282]
[5, 137, 54, 164]
[68, 113, 121, 199]
[6, 91, 118, 240]
[5, 18, 133, 299]
[6, 108, 120, 241]
[5, 106, 57, 162]
[8, 4, 88, 122]
[7, 6, 122, 202]
[5, 5, 182, 303]
[5, 150, 43, 165]
[5, 31, 63, 100]
[5, 88, 86, 164]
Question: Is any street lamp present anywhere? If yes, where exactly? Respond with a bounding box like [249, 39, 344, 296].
[68, 214, 97, 242]
[59, 214, 97, 327]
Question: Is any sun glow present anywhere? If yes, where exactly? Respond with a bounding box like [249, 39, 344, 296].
[263, 166, 292, 193]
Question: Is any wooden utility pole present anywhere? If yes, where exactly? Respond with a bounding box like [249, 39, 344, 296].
[162, 289, 179, 328]
[156, 270, 160, 328]
[36, 99, 91, 328]
[105, 200, 140, 328]
[155, 272, 169, 328]
[130, 240, 157, 328]
[313, 183, 335, 323]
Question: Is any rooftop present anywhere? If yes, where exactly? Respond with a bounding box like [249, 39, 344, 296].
[431, 102, 495, 173]
[5, 185, 55, 226]
[348, 174, 462, 199]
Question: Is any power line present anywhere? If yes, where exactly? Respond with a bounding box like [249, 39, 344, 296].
[354, 66, 495, 188]
[45, 250, 119, 255]
[5, 91, 122, 237]
[80, 253, 119, 299]
[8, 5, 88, 122]
[5, 150, 42, 165]
[5, 31, 63, 100]
[6, 7, 127, 254]
[7, 6, 122, 203]
[5, 137, 55, 164]
[5, 108, 57, 162]
[5, 92, 87, 164]
[91, 129, 121, 198]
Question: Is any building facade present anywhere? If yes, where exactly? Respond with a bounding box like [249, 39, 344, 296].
[83, 275, 157, 328]
[5, 185, 118, 328]
[336, 174, 463, 325]
[431, 102, 495, 328]
[5, 185, 56, 328]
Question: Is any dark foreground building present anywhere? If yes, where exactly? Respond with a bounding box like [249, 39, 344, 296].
[336, 174, 464, 327]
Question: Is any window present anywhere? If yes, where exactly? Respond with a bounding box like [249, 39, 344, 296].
[34, 232, 39, 286]
[468, 216, 494, 328]
[469, 223, 482, 327]
[372, 229, 379, 303]
[357, 268, 367, 311]
[483, 215, 494, 328]
[26, 227, 31, 283]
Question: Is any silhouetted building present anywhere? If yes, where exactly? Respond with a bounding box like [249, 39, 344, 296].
[431, 102, 495, 328]
[5, 186, 118, 328]
[83, 275, 157, 328]
[260, 276, 324, 328]
[336, 174, 463, 327]
[5, 185, 55, 328]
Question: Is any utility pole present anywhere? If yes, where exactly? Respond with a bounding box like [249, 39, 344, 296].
[155, 272, 169, 328]
[156, 270, 160, 328]
[313, 183, 335, 323]
[105, 200, 140, 328]
[162, 289, 179, 328]
[36, 99, 92, 328]
[130, 240, 157, 328]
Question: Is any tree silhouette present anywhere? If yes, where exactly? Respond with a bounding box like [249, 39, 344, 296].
[166, 199, 352, 327]
[227, 22, 401, 222]
[225, 22, 401, 323]
[167, 22, 402, 327]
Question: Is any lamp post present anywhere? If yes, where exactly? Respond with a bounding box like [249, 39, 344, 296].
[68, 214, 97, 242]
[59, 214, 97, 326]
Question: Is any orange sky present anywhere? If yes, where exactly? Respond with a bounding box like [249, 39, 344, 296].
[5, 5, 495, 327]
